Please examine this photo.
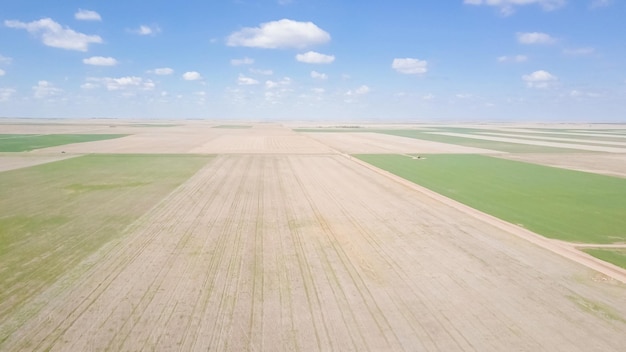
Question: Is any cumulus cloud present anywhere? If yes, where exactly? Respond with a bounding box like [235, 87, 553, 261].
[517, 32, 555, 45]
[75, 9, 101, 21]
[249, 68, 273, 75]
[132, 25, 160, 36]
[86, 76, 155, 91]
[497, 55, 528, 63]
[265, 77, 291, 89]
[230, 57, 254, 66]
[227, 19, 330, 49]
[591, 0, 612, 8]
[33, 80, 63, 98]
[152, 67, 174, 75]
[346, 85, 370, 96]
[392, 58, 428, 75]
[310, 70, 328, 80]
[0, 88, 16, 101]
[311, 88, 325, 94]
[5, 18, 102, 51]
[238, 74, 259, 85]
[464, 0, 565, 15]
[182, 71, 202, 81]
[296, 51, 335, 64]
[0, 69, 4, 76]
[522, 70, 558, 88]
[83, 56, 118, 66]
[0, 55, 12, 64]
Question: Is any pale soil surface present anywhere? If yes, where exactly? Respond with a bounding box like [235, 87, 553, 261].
[0, 154, 77, 172]
[3, 155, 626, 351]
[3, 120, 626, 351]
[302, 132, 503, 154]
[496, 153, 626, 178]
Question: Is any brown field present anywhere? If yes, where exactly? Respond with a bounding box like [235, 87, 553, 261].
[2, 120, 626, 351]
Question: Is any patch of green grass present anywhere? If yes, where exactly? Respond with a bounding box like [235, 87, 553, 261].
[0, 154, 211, 332]
[355, 154, 626, 244]
[583, 249, 626, 269]
[568, 294, 625, 322]
[0, 134, 127, 152]
[212, 125, 252, 129]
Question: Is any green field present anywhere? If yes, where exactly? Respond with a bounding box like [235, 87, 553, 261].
[582, 249, 626, 269]
[355, 154, 626, 244]
[0, 154, 211, 330]
[0, 134, 127, 152]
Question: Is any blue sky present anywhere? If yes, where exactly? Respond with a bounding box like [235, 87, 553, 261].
[0, 0, 624, 121]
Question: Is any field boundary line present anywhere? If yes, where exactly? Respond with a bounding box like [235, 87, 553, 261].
[344, 153, 626, 284]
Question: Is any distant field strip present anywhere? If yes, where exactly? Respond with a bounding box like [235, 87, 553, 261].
[296, 129, 584, 153]
[355, 154, 626, 244]
[0, 154, 211, 341]
[428, 132, 626, 153]
[0, 134, 128, 152]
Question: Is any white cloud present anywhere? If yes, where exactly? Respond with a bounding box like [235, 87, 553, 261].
[230, 57, 254, 66]
[33, 80, 62, 98]
[0, 55, 12, 64]
[311, 88, 325, 94]
[75, 9, 101, 21]
[265, 77, 291, 89]
[227, 19, 331, 49]
[464, 0, 565, 15]
[422, 93, 435, 100]
[86, 76, 155, 91]
[591, 0, 612, 8]
[238, 74, 259, 85]
[296, 51, 335, 64]
[152, 67, 174, 75]
[249, 68, 273, 75]
[0, 69, 5, 76]
[0, 88, 16, 101]
[563, 47, 595, 56]
[83, 56, 118, 66]
[182, 71, 202, 81]
[497, 55, 528, 63]
[346, 85, 370, 96]
[392, 58, 428, 75]
[522, 70, 558, 88]
[5, 18, 102, 51]
[310, 70, 328, 80]
[517, 32, 555, 45]
[132, 25, 160, 36]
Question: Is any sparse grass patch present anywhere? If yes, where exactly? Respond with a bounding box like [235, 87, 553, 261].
[355, 154, 626, 244]
[0, 154, 211, 330]
[0, 134, 127, 152]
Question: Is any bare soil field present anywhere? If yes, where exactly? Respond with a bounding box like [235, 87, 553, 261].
[0, 154, 77, 172]
[2, 121, 626, 351]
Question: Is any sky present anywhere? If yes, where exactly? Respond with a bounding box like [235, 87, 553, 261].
[0, 0, 625, 121]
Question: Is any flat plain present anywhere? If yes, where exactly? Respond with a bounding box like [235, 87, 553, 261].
[1, 118, 626, 351]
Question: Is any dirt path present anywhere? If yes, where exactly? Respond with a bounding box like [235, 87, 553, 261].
[3, 153, 626, 351]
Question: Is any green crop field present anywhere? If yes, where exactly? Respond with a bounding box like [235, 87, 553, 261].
[0, 154, 211, 330]
[0, 134, 128, 152]
[355, 154, 626, 244]
[582, 249, 626, 269]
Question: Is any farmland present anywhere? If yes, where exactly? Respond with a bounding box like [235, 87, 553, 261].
[0, 134, 127, 152]
[1, 119, 626, 351]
